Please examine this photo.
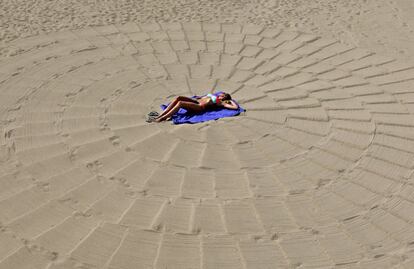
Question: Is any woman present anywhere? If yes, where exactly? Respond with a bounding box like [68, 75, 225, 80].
[150, 92, 239, 122]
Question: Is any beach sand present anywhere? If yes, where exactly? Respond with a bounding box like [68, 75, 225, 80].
[0, 1, 414, 268]
[1, 0, 414, 63]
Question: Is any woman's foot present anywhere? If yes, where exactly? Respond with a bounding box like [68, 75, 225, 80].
[146, 113, 160, 123]
[146, 117, 156, 123]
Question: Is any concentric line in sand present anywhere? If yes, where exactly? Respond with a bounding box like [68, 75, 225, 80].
[1, 22, 414, 268]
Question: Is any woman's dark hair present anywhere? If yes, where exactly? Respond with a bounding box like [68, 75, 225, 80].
[222, 93, 232, 101]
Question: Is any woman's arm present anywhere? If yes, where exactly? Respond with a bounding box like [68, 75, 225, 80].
[221, 100, 239, 110]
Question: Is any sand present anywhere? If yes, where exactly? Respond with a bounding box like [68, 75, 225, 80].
[0, 1, 414, 269]
[1, 0, 414, 63]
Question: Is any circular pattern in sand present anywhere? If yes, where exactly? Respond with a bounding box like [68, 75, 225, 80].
[1, 22, 414, 268]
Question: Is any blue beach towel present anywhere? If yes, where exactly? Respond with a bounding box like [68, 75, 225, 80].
[160, 91, 245, 124]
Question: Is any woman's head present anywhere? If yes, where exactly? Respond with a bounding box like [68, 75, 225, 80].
[218, 93, 232, 101]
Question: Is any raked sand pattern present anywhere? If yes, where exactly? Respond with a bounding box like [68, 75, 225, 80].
[1, 22, 414, 268]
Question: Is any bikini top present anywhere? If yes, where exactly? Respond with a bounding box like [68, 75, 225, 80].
[207, 93, 220, 104]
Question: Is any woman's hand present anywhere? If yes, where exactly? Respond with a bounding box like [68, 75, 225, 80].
[221, 100, 239, 110]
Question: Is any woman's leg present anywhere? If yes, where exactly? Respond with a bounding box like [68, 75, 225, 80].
[156, 96, 198, 119]
[177, 96, 198, 102]
[156, 101, 203, 122]
[156, 97, 179, 118]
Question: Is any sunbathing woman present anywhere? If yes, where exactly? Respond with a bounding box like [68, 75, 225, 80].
[151, 92, 239, 122]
